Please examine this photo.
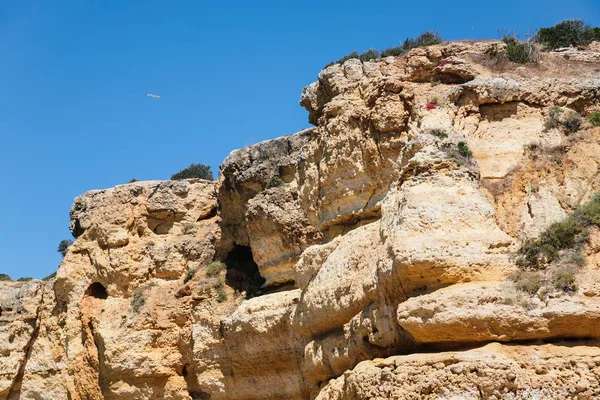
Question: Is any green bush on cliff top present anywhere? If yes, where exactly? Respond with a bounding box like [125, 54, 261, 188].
[535, 20, 600, 49]
[326, 30, 442, 68]
[171, 163, 213, 181]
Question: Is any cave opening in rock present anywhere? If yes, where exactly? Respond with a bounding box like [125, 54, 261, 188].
[224, 245, 265, 299]
[85, 282, 108, 299]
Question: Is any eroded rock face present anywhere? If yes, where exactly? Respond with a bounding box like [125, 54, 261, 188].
[218, 130, 322, 287]
[316, 342, 600, 400]
[3, 40, 600, 399]
[0, 281, 45, 399]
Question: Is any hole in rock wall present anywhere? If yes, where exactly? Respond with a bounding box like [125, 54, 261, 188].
[435, 72, 473, 84]
[225, 245, 266, 299]
[85, 282, 108, 300]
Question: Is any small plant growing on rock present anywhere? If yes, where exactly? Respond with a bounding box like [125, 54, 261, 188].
[215, 279, 227, 303]
[512, 271, 545, 295]
[544, 107, 582, 133]
[566, 250, 586, 267]
[325, 51, 359, 68]
[443, 141, 475, 168]
[457, 142, 472, 158]
[501, 34, 539, 63]
[184, 268, 196, 284]
[16, 277, 33, 282]
[43, 272, 57, 281]
[404, 31, 442, 49]
[425, 102, 437, 111]
[206, 261, 226, 277]
[0, 274, 12, 281]
[544, 106, 562, 130]
[429, 128, 448, 139]
[359, 48, 380, 62]
[589, 111, 600, 127]
[129, 178, 139, 183]
[265, 175, 284, 189]
[171, 163, 213, 181]
[517, 193, 600, 269]
[331, 31, 442, 66]
[553, 267, 577, 292]
[380, 46, 404, 57]
[58, 239, 73, 257]
[563, 112, 582, 133]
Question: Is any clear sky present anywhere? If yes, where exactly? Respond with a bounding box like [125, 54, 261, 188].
[0, 1, 598, 279]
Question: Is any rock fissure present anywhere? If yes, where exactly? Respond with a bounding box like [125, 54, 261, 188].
[5, 286, 43, 400]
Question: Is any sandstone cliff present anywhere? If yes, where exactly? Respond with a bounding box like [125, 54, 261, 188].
[2, 40, 600, 399]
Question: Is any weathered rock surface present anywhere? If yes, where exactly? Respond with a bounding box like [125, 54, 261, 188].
[2, 40, 600, 399]
[316, 342, 600, 400]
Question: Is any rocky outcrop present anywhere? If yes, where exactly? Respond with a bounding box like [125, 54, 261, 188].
[397, 282, 600, 343]
[316, 342, 600, 400]
[2, 40, 600, 399]
[218, 130, 322, 286]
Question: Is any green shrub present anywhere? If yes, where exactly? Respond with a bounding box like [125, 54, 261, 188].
[501, 36, 539, 63]
[265, 175, 284, 189]
[429, 128, 448, 139]
[405, 31, 442, 49]
[553, 267, 577, 292]
[0, 274, 12, 281]
[325, 51, 359, 67]
[535, 20, 600, 50]
[443, 141, 475, 168]
[380, 46, 404, 57]
[216, 289, 227, 303]
[129, 178, 139, 183]
[58, 239, 73, 257]
[512, 271, 544, 295]
[563, 112, 582, 133]
[171, 163, 213, 180]
[183, 268, 196, 284]
[206, 261, 226, 277]
[17, 277, 33, 282]
[43, 272, 57, 281]
[517, 193, 600, 268]
[544, 106, 562, 130]
[485, 43, 500, 57]
[359, 48, 380, 62]
[566, 250, 586, 267]
[329, 31, 442, 66]
[589, 112, 600, 127]
[457, 142, 472, 158]
[214, 279, 227, 303]
[544, 107, 582, 133]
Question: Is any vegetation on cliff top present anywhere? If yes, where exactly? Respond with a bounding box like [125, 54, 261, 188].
[325, 30, 442, 68]
[171, 163, 213, 181]
[535, 20, 600, 49]
[325, 20, 599, 69]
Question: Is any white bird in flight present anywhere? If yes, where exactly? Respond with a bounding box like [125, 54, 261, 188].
[145, 93, 162, 99]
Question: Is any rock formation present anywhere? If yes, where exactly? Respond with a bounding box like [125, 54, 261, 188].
[2, 40, 600, 399]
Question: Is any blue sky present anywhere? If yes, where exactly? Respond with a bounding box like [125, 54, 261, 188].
[0, 1, 598, 279]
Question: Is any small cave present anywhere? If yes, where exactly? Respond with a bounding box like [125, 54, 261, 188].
[434, 72, 474, 85]
[85, 282, 108, 300]
[224, 245, 266, 299]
